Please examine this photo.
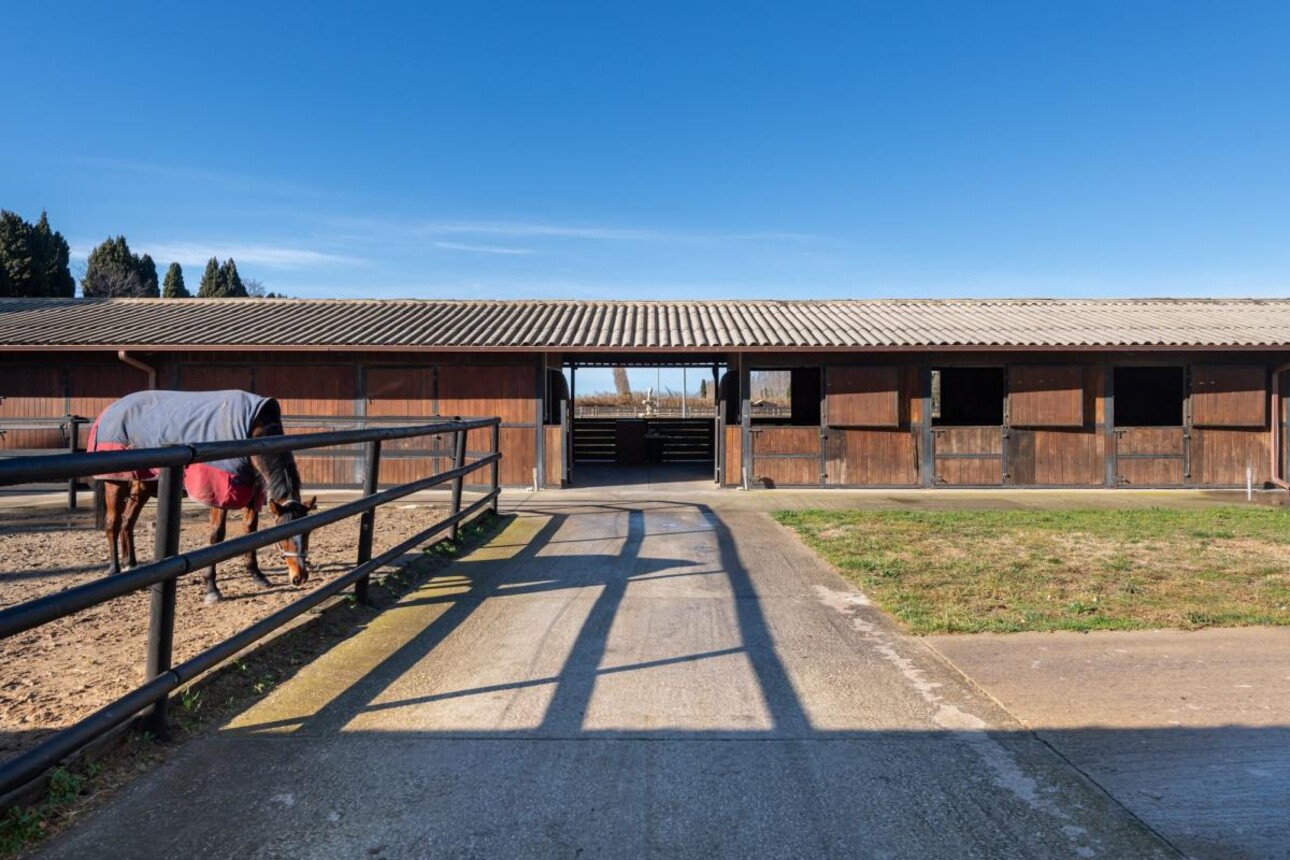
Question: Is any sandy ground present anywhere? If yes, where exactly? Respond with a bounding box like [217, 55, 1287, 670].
[0, 501, 445, 759]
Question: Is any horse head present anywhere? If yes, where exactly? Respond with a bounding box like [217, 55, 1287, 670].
[269, 496, 317, 585]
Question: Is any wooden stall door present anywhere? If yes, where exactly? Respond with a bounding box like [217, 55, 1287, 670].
[824, 429, 917, 485]
[1114, 427, 1185, 486]
[1005, 365, 1103, 486]
[1189, 365, 1269, 486]
[932, 426, 1004, 485]
[750, 427, 820, 487]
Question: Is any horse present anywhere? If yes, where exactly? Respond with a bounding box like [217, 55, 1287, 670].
[90, 390, 317, 603]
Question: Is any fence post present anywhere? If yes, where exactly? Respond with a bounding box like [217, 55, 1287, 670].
[450, 422, 467, 542]
[65, 416, 81, 510]
[143, 464, 183, 737]
[489, 421, 500, 514]
[354, 439, 382, 604]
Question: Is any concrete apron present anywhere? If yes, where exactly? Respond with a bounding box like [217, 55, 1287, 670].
[929, 629, 1290, 860]
[41, 496, 1173, 859]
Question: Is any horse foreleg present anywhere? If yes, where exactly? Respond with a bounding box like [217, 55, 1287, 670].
[205, 507, 228, 604]
[103, 483, 127, 576]
[243, 506, 270, 588]
[120, 482, 152, 570]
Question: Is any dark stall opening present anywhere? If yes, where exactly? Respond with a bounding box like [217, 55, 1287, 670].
[750, 368, 821, 426]
[932, 367, 1005, 426]
[1114, 366, 1184, 426]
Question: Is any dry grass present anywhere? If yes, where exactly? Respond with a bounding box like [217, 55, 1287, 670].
[773, 506, 1290, 634]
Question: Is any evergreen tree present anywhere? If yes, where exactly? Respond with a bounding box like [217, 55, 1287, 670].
[219, 258, 247, 298]
[0, 211, 33, 297]
[0, 209, 74, 297]
[33, 212, 74, 297]
[197, 257, 222, 297]
[698, 378, 708, 400]
[197, 256, 252, 298]
[138, 254, 159, 297]
[82, 236, 159, 297]
[162, 262, 189, 298]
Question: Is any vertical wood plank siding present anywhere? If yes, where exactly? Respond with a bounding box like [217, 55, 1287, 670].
[825, 366, 900, 426]
[0, 350, 1283, 489]
[1190, 365, 1267, 426]
[1008, 365, 1084, 427]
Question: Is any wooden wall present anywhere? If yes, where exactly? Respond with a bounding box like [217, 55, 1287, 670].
[724, 424, 742, 486]
[544, 425, 564, 488]
[2, 349, 1284, 490]
[0, 351, 541, 488]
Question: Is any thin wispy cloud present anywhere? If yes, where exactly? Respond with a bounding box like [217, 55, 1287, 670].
[328, 216, 821, 246]
[432, 240, 536, 255]
[71, 241, 364, 270]
[425, 220, 819, 243]
[70, 156, 333, 200]
[428, 221, 662, 241]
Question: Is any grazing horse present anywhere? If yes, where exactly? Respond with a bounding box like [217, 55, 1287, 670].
[90, 390, 317, 603]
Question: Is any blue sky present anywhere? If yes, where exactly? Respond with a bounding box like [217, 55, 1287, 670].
[4, 2, 1290, 302]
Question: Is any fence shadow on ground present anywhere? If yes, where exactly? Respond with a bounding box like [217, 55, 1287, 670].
[35, 498, 1290, 860]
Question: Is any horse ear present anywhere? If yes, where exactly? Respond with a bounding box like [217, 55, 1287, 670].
[269, 499, 285, 516]
[305, 495, 317, 511]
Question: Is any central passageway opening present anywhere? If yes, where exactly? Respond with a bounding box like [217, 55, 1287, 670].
[558, 360, 729, 489]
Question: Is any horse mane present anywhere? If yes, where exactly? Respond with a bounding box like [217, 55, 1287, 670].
[250, 399, 302, 503]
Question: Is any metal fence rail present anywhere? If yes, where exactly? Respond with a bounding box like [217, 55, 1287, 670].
[0, 416, 502, 798]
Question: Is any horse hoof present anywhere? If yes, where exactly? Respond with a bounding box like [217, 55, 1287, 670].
[203, 591, 223, 605]
[105, 567, 120, 577]
[251, 574, 272, 588]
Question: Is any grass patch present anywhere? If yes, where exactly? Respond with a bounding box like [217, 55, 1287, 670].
[773, 506, 1290, 634]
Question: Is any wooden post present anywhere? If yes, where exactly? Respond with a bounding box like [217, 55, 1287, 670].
[919, 364, 935, 487]
[739, 354, 751, 489]
[1104, 362, 1117, 487]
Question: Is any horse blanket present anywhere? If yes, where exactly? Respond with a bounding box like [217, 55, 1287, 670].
[89, 390, 271, 509]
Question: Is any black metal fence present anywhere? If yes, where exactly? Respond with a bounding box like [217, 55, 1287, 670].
[0, 416, 502, 798]
[0, 415, 91, 508]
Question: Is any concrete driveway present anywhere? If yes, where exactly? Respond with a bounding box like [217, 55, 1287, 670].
[40, 492, 1173, 859]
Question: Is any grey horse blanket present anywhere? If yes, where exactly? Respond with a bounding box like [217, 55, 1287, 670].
[89, 390, 272, 509]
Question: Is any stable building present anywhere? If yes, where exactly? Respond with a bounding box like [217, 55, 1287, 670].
[2, 297, 1289, 491]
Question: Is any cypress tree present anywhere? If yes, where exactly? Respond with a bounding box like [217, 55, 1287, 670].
[138, 253, 159, 298]
[197, 257, 223, 297]
[0, 210, 73, 297]
[219, 258, 247, 298]
[0, 211, 35, 297]
[162, 262, 189, 298]
[34, 212, 74, 297]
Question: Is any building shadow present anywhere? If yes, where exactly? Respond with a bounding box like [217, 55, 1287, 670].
[32, 497, 1290, 860]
